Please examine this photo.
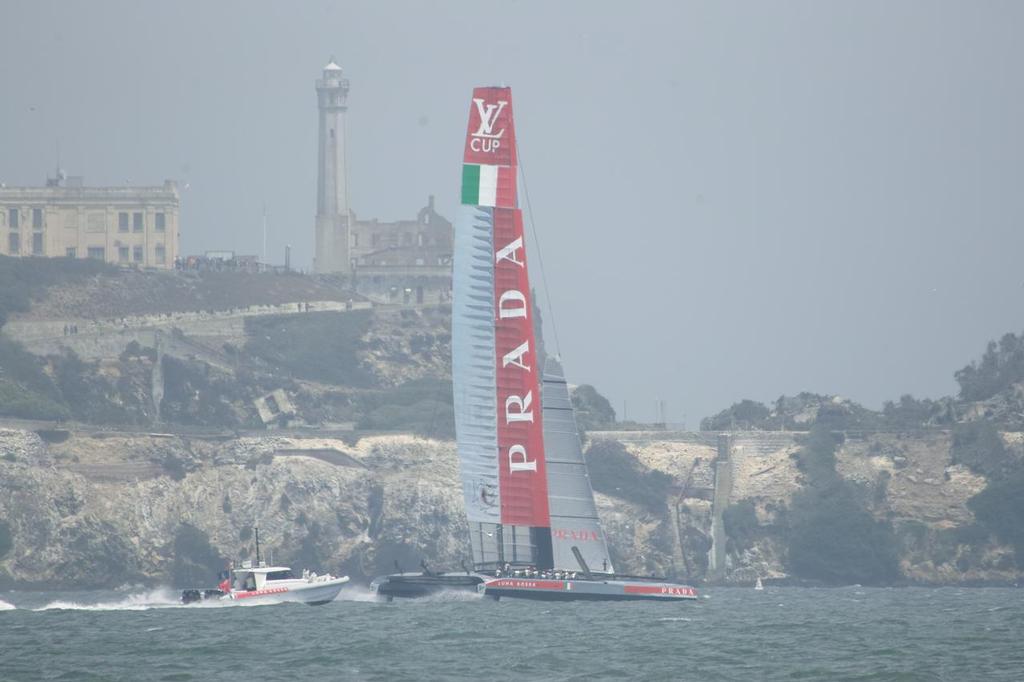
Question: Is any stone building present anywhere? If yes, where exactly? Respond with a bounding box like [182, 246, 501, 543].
[0, 176, 180, 269]
[351, 196, 451, 268]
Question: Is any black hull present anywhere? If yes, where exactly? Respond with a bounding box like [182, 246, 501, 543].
[372, 572, 487, 600]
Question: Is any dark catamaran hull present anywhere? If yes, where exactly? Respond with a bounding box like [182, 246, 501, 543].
[371, 572, 488, 600]
[482, 578, 698, 602]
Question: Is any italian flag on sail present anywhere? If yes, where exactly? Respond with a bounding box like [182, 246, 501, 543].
[461, 164, 516, 208]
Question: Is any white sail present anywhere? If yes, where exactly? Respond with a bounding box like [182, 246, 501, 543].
[542, 357, 614, 573]
[453, 87, 554, 569]
[452, 204, 500, 528]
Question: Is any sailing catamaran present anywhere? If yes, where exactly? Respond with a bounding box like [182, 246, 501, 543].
[373, 87, 697, 602]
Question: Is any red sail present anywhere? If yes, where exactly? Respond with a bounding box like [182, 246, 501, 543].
[464, 87, 517, 167]
[460, 87, 550, 529]
[493, 208, 550, 527]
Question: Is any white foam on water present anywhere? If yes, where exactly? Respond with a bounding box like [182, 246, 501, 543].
[0, 598, 16, 611]
[341, 584, 484, 604]
[336, 585, 382, 603]
[32, 587, 236, 612]
[657, 617, 692, 622]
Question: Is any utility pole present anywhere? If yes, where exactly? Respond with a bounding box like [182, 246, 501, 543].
[262, 203, 268, 265]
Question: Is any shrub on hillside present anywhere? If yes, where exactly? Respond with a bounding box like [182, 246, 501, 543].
[0, 520, 13, 560]
[950, 421, 1011, 477]
[723, 499, 759, 554]
[245, 310, 374, 387]
[785, 424, 901, 585]
[571, 384, 617, 432]
[355, 378, 454, 438]
[584, 439, 673, 515]
[160, 356, 246, 427]
[0, 335, 69, 420]
[50, 351, 137, 425]
[701, 400, 771, 431]
[0, 255, 112, 327]
[170, 524, 226, 587]
[0, 380, 69, 421]
[955, 332, 1024, 402]
[968, 467, 1024, 567]
[881, 394, 950, 429]
[787, 482, 901, 585]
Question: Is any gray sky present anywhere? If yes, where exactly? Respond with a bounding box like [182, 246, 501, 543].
[2, 0, 1022, 423]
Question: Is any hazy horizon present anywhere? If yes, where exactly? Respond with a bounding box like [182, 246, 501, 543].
[2, 0, 1022, 423]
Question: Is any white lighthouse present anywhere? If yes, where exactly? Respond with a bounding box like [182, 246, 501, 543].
[314, 58, 351, 273]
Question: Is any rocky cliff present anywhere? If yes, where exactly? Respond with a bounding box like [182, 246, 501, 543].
[2, 425, 1020, 590]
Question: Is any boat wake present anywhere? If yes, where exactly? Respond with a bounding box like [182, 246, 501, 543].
[415, 588, 484, 603]
[338, 585, 483, 603]
[0, 598, 15, 611]
[33, 587, 232, 612]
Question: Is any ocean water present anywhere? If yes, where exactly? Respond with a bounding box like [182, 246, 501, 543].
[0, 586, 1022, 681]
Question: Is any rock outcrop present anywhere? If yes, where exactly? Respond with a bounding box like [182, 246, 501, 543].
[0, 426, 1021, 589]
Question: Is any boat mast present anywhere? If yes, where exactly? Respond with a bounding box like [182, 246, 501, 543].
[254, 526, 262, 565]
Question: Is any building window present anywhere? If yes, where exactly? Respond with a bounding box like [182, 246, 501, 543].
[87, 247, 105, 260]
[8, 232, 20, 254]
[352, 232, 359, 247]
[133, 212, 143, 232]
[155, 212, 165, 232]
[119, 212, 129, 232]
[32, 233, 43, 255]
[9, 208, 18, 228]
[32, 208, 43, 229]
[133, 245, 143, 261]
[119, 246, 129, 262]
[66, 247, 77, 258]
[155, 245, 165, 264]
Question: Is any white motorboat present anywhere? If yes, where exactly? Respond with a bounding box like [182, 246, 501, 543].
[181, 528, 349, 606]
[182, 561, 349, 606]
[220, 562, 348, 606]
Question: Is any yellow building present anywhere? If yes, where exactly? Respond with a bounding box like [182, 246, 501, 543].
[0, 177, 180, 269]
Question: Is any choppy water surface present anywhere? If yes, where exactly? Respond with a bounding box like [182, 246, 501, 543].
[1, 586, 1022, 680]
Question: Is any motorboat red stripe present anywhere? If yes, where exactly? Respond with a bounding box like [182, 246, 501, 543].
[231, 587, 290, 599]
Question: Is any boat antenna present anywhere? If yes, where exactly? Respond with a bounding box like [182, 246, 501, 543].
[516, 140, 563, 359]
[254, 525, 261, 565]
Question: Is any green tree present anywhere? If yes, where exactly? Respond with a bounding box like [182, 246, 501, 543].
[571, 384, 616, 431]
[701, 399, 770, 431]
[785, 424, 900, 585]
[955, 332, 1024, 402]
[950, 421, 1010, 477]
[584, 439, 672, 514]
[0, 520, 12, 560]
[968, 467, 1024, 567]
